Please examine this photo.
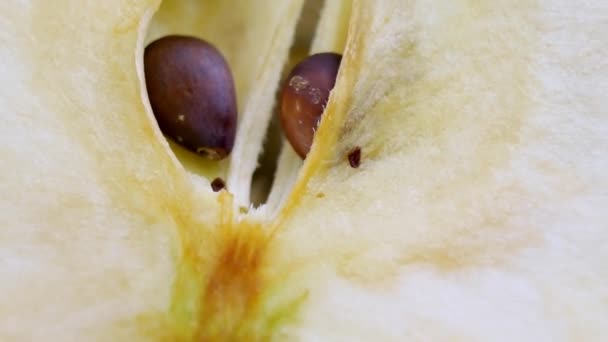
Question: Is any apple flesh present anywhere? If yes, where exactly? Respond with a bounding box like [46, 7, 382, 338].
[1, 0, 607, 340]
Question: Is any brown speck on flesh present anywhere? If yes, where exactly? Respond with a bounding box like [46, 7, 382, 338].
[348, 147, 361, 168]
[211, 177, 225, 192]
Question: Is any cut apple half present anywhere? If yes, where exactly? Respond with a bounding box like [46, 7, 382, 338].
[1, 0, 607, 341]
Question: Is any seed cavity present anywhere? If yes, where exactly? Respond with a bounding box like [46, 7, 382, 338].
[144, 35, 237, 160]
[348, 147, 361, 168]
[211, 177, 226, 192]
[279, 52, 342, 159]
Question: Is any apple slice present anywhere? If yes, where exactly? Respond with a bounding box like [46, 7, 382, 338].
[1, 0, 607, 340]
[274, 0, 608, 339]
[0, 0, 303, 339]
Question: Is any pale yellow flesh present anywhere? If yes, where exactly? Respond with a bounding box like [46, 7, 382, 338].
[0, 0, 301, 339]
[1, 0, 608, 341]
[276, 0, 608, 340]
[0, 1, 181, 340]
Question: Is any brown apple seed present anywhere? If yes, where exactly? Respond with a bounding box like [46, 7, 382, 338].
[144, 35, 237, 160]
[280, 52, 342, 159]
[348, 147, 361, 168]
[210, 177, 226, 192]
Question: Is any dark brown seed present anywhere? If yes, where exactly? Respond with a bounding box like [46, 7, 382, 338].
[144, 35, 237, 160]
[210, 177, 226, 192]
[280, 52, 342, 159]
[348, 147, 361, 168]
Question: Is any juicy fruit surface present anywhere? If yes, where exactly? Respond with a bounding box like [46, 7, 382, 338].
[1, 0, 608, 341]
[279, 0, 608, 339]
[0, 1, 183, 339]
[0, 0, 303, 340]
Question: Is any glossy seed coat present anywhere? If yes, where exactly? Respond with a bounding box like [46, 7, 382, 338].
[279, 53, 342, 158]
[144, 35, 237, 160]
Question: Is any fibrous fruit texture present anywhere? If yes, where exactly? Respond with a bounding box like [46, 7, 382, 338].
[0, 0, 607, 341]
